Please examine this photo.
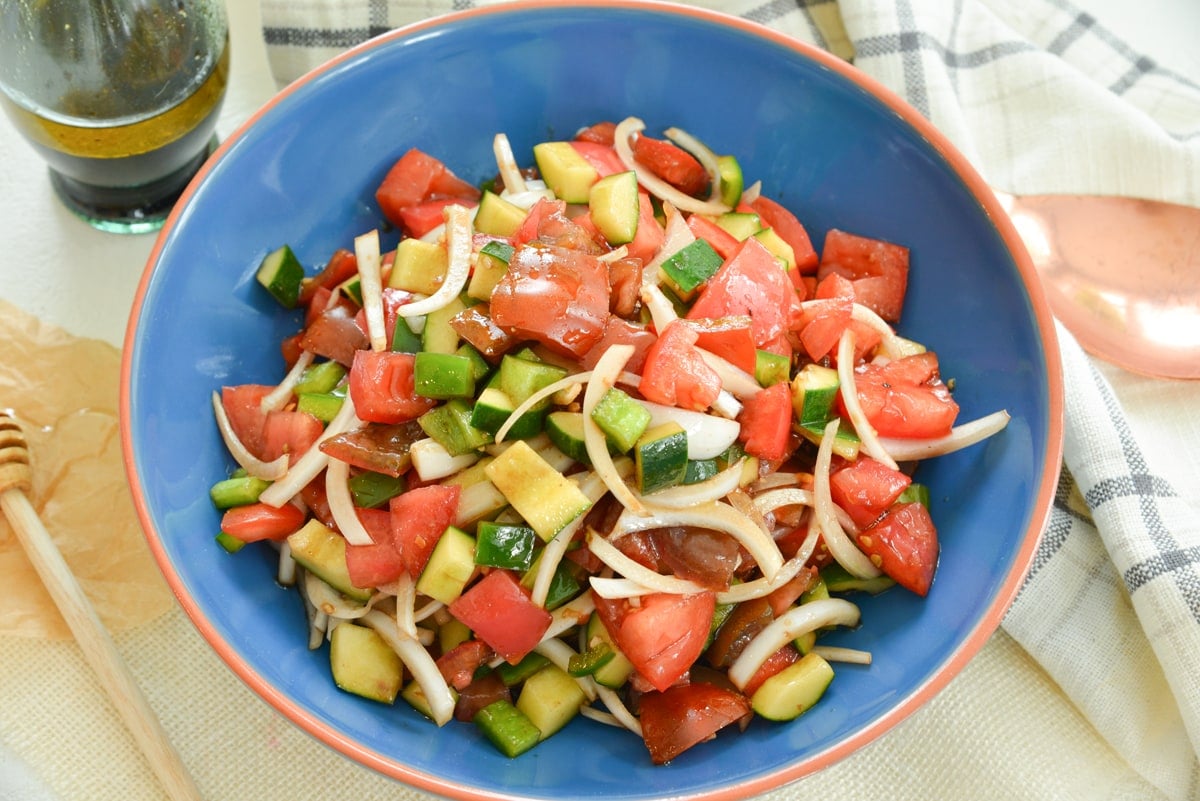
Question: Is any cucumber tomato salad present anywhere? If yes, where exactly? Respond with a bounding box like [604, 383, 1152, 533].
[210, 116, 1010, 764]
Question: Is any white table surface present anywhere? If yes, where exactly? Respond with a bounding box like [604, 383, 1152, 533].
[1, 0, 1198, 797]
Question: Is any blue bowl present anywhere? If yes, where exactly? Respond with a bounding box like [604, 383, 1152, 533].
[122, 3, 1064, 800]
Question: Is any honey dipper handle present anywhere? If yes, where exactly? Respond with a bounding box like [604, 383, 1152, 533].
[0, 419, 202, 801]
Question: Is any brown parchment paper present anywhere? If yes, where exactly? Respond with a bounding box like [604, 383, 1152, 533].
[0, 299, 172, 639]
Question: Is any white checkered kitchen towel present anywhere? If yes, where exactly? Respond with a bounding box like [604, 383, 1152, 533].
[258, 0, 1200, 798]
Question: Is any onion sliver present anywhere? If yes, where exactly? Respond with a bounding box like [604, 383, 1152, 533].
[398, 204, 473, 318]
[639, 400, 740, 460]
[325, 457, 374, 545]
[813, 418, 882, 578]
[589, 530, 707, 595]
[593, 685, 643, 736]
[258, 394, 362, 507]
[641, 459, 745, 508]
[812, 645, 873, 665]
[543, 593, 596, 641]
[496, 371, 591, 444]
[836, 328, 899, 470]
[211, 391, 289, 480]
[696, 347, 762, 399]
[304, 570, 370, 619]
[583, 344, 647, 515]
[753, 488, 815, 515]
[613, 117, 730, 216]
[260, 349, 315, 414]
[393, 573, 418, 639]
[642, 202, 695, 285]
[589, 577, 658, 599]
[640, 283, 679, 333]
[727, 598, 862, 690]
[716, 549, 815, 604]
[362, 610, 456, 726]
[355, 229, 387, 351]
[614, 500, 784, 582]
[492, 132, 528, 195]
[881, 410, 1011, 461]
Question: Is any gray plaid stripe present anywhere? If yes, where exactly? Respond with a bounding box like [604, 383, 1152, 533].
[1020, 469, 1081, 586]
[1044, 11, 1093, 56]
[263, 27, 382, 48]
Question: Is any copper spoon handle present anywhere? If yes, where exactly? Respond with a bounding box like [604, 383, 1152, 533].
[0, 414, 203, 801]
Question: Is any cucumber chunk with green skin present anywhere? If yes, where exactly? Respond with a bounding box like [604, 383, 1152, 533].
[715, 211, 762, 241]
[498, 354, 568, 409]
[754, 225, 796, 271]
[791, 363, 840, 427]
[209, 475, 271, 509]
[256, 244, 305, 308]
[293, 359, 346, 396]
[421, 296, 467, 355]
[415, 525, 476, 604]
[484, 440, 592, 542]
[296, 391, 344, 423]
[897, 482, 931, 508]
[821, 562, 897, 595]
[472, 386, 545, 439]
[590, 387, 652, 453]
[389, 237, 448, 295]
[495, 652, 551, 686]
[755, 349, 791, 388]
[468, 242, 513, 302]
[456, 343, 492, 383]
[717, 154, 744, 207]
[636, 421, 689, 495]
[287, 519, 372, 602]
[475, 522, 538, 571]
[214, 531, 247, 553]
[474, 699, 543, 758]
[438, 618, 472, 654]
[683, 458, 719, 484]
[533, 141, 599, 203]
[750, 652, 835, 721]
[348, 470, 406, 509]
[589, 170, 640, 245]
[659, 238, 724, 300]
[585, 612, 635, 688]
[420, 398, 493, 456]
[474, 190, 527, 237]
[330, 622, 403, 704]
[516, 665, 586, 739]
[414, 352, 477, 399]
[545, 411, 592, 465]
[798, 420, 861, 460]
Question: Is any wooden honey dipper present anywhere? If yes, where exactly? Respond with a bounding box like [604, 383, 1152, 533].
[0, 412, 202, 801]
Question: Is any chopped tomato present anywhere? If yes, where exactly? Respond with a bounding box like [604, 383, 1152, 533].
[686, 214, 740, 260]
[686, 316, 756, 374]
[397, 198, 477, 239]
[448, 305, 519, 363]
[857, 501, 938, 596]
[300, 304, 369, 366]
[347, 350, 437, 424]
[570, 140, 626, 177]
[631, 135, 707, 196]
[818, 229, 909, 322]
[737, 382, 794, 462]
[375, 148, 480, 231]
[573, 120, 616, 145]
[651, 527, 741, 592]
[607, 256, 644, 319]
[592, 590, 716, 692]
[638, 681, 750, 765]
[261, 409, 324, 464]
[453, 672, 511, 723]
[624, 192, 666, 265]
[847, 352, 959, 439]
[436, 639, 494, 690]
[344, 507, 406, 588]
[687, 237, 801, 349]
[390, 484, 461, 577]
[749, 195, 819, 276]
[299, 248, 358, 306]
[448, 570, 552, 665]
[705, 596, 772, 669]
[489, 243, 611, 359]
[741, 645, 801, 697]
[830, 456, 913, 529]
[764, 566, 819, 617]
[639, 320, 722, 412]
[220, 384, 273, 458]
[319, 420, 425, 478]
[580, 318, 657, 373]
[299, 477, 335, 528]
[220, 502, 306, 543]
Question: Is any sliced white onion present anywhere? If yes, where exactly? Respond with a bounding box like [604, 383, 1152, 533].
[697, 347, 762, 399]
[614, 499, 784, 581]
[260, 350, 315, 413]
[836, 328, 899, 470]
[812, 645, 873, 665]
[753, 488, 815, 515]
[361, 609, 456, 726]
[710, 390, 743, 421]
[534, 638, 598, 701]
[597, 245, 630, 264]
[716, 549, 815, 604]
[495, 371, 592, 444]
[642, 458, 745, 508]
[492, 132, 528, 195]
[727, 598, 862, 690]
[880, 410, 1011, 461]
[543, 593, 596, 641]
[589, 577, 656, 599]
[410, 437, 480, 482]
[258, 395, 362, 507]
[211, 391, 289, 480]
[304, 569, 369, 619]
[583, 344, 647, 515]
[325, 457, 374, 546]
[593, 684, 642, 736]
[398, 204, 473, 318]
[740, 180, 762, 205]
[639, 400, 740, 459]
[393, 573, 418, 639]
[502, 186, 557, 210]
[277, 541, 297, 587]
[813, 418, 882, 578]
[613, 117, 730, 216]
[355, 229, 387, 352]
[453, 479, 508, 528]
[588, 531, 706, 596]
[640, 282, 679, 333]
[663, 126, 724, 208]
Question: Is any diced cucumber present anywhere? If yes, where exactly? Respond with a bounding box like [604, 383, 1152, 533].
[414, 351, 477, 399]
[209, 475, 271, 509]
[588, 170, 639, 245]
[798, 420, 861, 460]
[516, 664, 586, 739]
[214, 531, 246, 553]
[474, 699, 542, 758]
[421, 296, 467, 355]
[821, 562, 897, 595]
[296, 391, 344, 423]
[389, 238, 448, 295]
[286, 519, 372, 602]
[658, 238, 724, 301]
[791, 363, 840, 428]
[391, 315, 423, 354]
[475, 522, 538, 571]
[801, 575, 831, 604]
[750, 652, 834, 721]
[256, 244, 305, 308]
[484, 440, 592, 541]
[532, 141, 598, 203]
[495, 651, 551, 686]
[755, 349, 791, 388]
[348, 470, 406, 509]
[438, 618, 473, 654]
[590, 387, 651, 453]
[419, 398, 493, 456]
[337, 274, 363, 306]
[520, 555, 581, 610]
[474, 190, 528, 237]
[293, 359, 346, 396]
[402, 678, 458, 721]
[898, 482, 931, 507]
[545, 411, 591, 465]
[498, 354, 568, 409]
[754, 226, 796, 271]
[635, 422, 689, 495]
[683, 458, 719, 485]
[415, 525, 476, 604]
[471, 386, 545, 440]
[717, 154, 743, 207]
[585, 612, 634, 688]
[329, 622, 403, 704]
[456, 343, 492, 383]
[467, 242, 512, 302]
[716, 211, 762, 242]
[567, 641, 615, 677]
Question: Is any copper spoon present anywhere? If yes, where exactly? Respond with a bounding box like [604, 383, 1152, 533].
[0, 413, 203, 801]
[995, 190, 1200, 380]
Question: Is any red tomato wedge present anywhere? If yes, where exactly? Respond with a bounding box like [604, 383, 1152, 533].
[857, 501, 939, 596]
[397, 198, 477, 239]
[686, 316, 757, 374]
[748, 195, 819, 276]
[220, 384, 273, 459]
[741, 645, 800, 697]
[631, 135, 708, 197]
[638, 681, 751, 765]
[375, 148, 480, 231]
[448, 570, 552, 665]
[847, 352, 960, 439]
[574, 120, 616, 145]
[687, 237, 801, 350]
[737, 382, 794, 462]
[639, 320, 722, 412]
[580, 317, 657, 373]
[299, 248, 358, 307]
[686, 214, 740, 260]
[348, 350, 437, 424]
[570, 140, 626, 177]
[344, 507, 406, 588]
[390, 484, 461, 577]
[261, 409, 324, 465]
[436, 639, 494, 690]
[830, 456, 913, 529]
[625, 192, 666, 265]
[818, 228, 909, 322]
[220, 502, 306, 543]
[592, 590, 716, 693]
[300, 304, 369, 367]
